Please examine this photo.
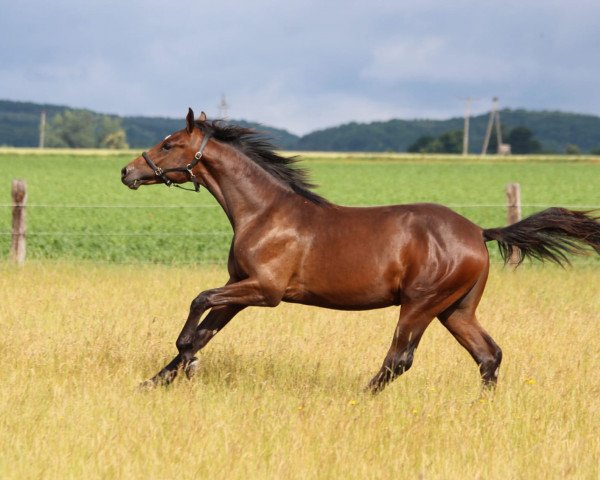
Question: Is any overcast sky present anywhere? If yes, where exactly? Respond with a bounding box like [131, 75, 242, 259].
[2, 0, 599, 135]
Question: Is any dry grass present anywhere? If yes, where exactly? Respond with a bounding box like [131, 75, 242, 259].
[0, 261, 599, 479]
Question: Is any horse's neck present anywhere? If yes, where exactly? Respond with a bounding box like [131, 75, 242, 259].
[203, 146, 290, 229]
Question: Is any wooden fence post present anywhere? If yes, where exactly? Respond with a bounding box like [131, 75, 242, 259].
[10, 180, 27, 266]
[506, 183, 521, 264]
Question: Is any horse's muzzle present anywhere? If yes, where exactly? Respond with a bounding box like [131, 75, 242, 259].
[121, 165, 141, 189]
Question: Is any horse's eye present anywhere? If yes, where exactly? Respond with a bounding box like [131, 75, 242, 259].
[162, 143, 172, 151]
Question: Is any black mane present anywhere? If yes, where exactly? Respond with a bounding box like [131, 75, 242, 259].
[196, 120, 329, 206]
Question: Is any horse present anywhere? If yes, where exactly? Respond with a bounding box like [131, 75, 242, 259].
[121, 108, 600, 393]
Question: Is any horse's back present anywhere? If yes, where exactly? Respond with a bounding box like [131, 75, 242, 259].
[314, 202, 486, 255]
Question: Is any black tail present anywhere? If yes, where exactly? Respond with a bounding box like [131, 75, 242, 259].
[483, 208, 600, 266]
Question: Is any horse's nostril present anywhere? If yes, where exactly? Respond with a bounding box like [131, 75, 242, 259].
[121, 166, 128, 178]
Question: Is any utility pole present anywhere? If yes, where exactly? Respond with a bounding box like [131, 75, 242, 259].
[462, 97, 472, 156]
[217, 94, 229, 119]
[481, 97, 503, 156]
[38, 110, 46, 149]
[494, 104, 503, 152]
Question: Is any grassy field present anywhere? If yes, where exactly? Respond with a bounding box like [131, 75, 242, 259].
[1, 150, 599, 477]
[0, 261, 599, 478]
[1, 150, 599, 263]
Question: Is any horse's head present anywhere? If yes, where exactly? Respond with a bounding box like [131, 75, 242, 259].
[121, 108, 210, 191]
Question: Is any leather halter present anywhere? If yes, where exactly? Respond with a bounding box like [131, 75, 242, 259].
[142, 133, 211, 192]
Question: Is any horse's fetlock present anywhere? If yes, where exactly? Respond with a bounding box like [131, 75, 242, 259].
[479, 357, 500, 383]
[493, 345, 503, 366]
[401, 356, 414, 373]
[391, 350, 414, 375]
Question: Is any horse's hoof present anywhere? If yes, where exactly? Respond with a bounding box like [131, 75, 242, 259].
[184, 357, 199, 380]
[365, 373, 386, 395]
[139, 369, 178, 390]
[138, 379, 157, 391]
[365, 384, 382, 395]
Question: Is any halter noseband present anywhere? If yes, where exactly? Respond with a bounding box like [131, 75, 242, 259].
[141, 133, 211, 192]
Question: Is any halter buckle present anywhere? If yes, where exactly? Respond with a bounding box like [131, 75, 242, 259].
[194, 151, 203, 161]
[186, 164, 196, 178]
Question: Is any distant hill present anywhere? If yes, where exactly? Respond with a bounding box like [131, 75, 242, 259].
[298, 109, 600, 153]
[0, 100, 300, 150]
[120, 116, 300, 150]
[2, 99, 600, 153]
[0, 100, 71, 147]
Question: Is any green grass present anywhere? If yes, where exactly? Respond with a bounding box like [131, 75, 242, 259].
[1, 150, 599, 263]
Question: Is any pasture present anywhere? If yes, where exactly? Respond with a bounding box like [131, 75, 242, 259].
[1, 263, 599, 478]
[1, 149, 599, 264]
[1, 150, 599, 478]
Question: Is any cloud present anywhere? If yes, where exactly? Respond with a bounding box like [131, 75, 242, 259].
[361, 36, 517, 85]
[1, 0, 600, 133]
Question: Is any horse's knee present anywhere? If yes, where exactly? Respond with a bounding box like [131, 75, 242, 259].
[190, 292, 209, 312]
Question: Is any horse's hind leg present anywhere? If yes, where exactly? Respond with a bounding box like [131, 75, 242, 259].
[366, 304, 435, 394]
[439, 309, 502, 388]
[437, 274, 502, 389]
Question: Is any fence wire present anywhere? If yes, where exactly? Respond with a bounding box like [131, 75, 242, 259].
[2, 202, 599, 265]
[1, 203, 599, 209]
[1, 203, 599, 238]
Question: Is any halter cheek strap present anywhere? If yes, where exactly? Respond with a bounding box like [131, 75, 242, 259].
[141, 133, 211, 192]
[142, 151, 172, 186]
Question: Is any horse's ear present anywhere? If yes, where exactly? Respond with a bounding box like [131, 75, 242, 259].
[198, 111, 207, 122]
[186, 108, 195, 134]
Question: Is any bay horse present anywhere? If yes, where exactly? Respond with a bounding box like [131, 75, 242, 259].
[121, 108, 600, 393]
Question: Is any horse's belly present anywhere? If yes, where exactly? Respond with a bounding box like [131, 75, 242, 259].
[283, 267, 401, 310]
[283, 288, 398, 310]
[282, 216, 408, 310]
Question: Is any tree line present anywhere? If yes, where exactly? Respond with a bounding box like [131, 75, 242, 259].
[406, 126, 598, 155]
[45, 110, 129, 149]
[407, 126, 544, 154]
[296, 109, 600, 153]
[46, 111, 589, 155]
[2, 100, 600, 153]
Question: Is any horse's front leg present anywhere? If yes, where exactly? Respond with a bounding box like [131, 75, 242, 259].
[142, 278, 279, 388]
[142, 305, 244, 387]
